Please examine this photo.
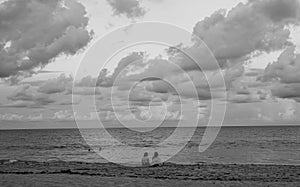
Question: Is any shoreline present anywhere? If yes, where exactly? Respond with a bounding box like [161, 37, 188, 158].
[2, 174, 299, 187]
[0, 160, 299, 182]
[1, 125, 299, 131]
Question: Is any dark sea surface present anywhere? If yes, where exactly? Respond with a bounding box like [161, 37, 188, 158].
[0, 126, 299, 165]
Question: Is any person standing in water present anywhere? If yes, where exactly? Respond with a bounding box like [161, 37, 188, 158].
[141, 152, 150, 166]
[151, 152, 162, 166]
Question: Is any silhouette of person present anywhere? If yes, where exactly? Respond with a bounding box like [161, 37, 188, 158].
[151, 152, 162, 166]
[141, 152, 150, 166]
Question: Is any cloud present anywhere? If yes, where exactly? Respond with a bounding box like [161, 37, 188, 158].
[3, 75, 101, 109]
[261, 46, 300, 101]
[0, 112, 45, 121]
[257, 114, 270, 121]
[97, 0, 300, 103]
[69, 87, 102, 96]
[227, 92, 262, 104]
[129, 91, 154, 103]
[76, 75, 97, 87]
[278, 104, 296, 120]
[0, 100, 44, 108]
[28, 114, 43, 121]
[52, 110, 74, 120]
[28, 73, 101, 96]
[167, 43, 228, 72]
[97, 52, 144, 87]
[107, 0, 146, 19]
[0, 113, 24, 121]
[97, 52, 234, 100]
[244, 69, 264, 77]
[128, 89, 168, 107]
[57, 97, 81, 106]
[146, 80, 176, 94]
[262, 46, 300, 83]
[7, 84, 54, 107]
[193, 0, 300, 64]
[222, 69, 270, 103]
[224, 64, 245, 88]
[271, 83, 300, 100]
[256, 0, 300, 22]
[0, 0, 93, 79]
[38, 74, 73, 94]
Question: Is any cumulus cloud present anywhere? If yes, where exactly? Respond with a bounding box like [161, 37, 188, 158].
[98, 0, 300, 103]
[76, 75, 97, 87]
[52, 110, 74, 120]
[261, 46, 300, 101]
[0, 100, 44, 108]
[263, 46, 300, 83]
[28, 113, 43, 121]
[271, 83, 300, 100]
[97, 52, 144, 87]
[193, 0, 300, 64]
[31, 73, 101, 96]
[107, 0, 146, 18]
[0, 113, 24, 121]
[7, 84, 54, 107]
[0, 0, 93, 79]
[278, 103, 296, 120]
[97, 52, 229, 100]
[146, 80, 176, 94]
[38, 74, 72, 94]
[3, 72, 102, 108]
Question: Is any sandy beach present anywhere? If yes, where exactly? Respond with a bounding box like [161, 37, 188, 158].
[0, 160, 299, 187]
[2, 174, 299, 187]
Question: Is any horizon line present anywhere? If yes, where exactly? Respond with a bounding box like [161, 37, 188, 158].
[0, 124, 299, 131]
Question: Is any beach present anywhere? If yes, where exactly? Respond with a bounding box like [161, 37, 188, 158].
[0, 160, 299, 187]
[0, 127, 299, 186]
[2, 174, 299, 187]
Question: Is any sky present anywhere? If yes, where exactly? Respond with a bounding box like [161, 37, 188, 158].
[1, 0, 300, 129]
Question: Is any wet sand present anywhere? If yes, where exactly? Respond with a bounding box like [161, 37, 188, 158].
[2, 174, 300, 187]
[0, 160, 299, 186]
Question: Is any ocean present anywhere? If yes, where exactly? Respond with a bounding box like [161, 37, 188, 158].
[0, 126, 299, 165]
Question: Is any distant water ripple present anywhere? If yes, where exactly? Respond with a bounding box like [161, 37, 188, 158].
[0, 126, 299, 165]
